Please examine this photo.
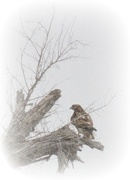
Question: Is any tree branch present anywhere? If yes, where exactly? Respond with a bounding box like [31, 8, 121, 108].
[4, 125, 104, 172]
[5, 89, 61, 142]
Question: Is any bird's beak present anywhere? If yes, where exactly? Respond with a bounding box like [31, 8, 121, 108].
[70, 106, 72, 109]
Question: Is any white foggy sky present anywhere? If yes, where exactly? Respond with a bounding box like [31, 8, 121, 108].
[0, 0, 130, 180]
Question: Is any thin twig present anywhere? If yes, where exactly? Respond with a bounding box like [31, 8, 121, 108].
[89, 95, 116, 114]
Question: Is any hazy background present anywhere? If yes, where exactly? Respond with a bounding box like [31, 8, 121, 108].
[0, 0, 130, 180]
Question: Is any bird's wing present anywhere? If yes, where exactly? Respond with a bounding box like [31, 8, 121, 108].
[83, 113, 93, 123]
[75, 118, 91, 128]
[74, 112, 97, 130]
[76, 119, 97, 131]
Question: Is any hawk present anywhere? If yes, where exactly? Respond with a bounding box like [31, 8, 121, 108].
[70, 104, 97, 139]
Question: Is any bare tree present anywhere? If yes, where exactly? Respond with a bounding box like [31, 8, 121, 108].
[3, 16, 104, 173]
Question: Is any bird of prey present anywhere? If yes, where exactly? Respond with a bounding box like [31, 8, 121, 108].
[70, 104, 97, 139]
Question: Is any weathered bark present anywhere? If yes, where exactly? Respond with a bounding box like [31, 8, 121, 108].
[3, 89, 104, 172]
[5, 89, 61, 142]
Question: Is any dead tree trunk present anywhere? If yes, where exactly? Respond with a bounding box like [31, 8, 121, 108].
[3, 89, 104, 172]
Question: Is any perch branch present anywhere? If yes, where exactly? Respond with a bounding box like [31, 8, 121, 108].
[5, 125, 104, 172]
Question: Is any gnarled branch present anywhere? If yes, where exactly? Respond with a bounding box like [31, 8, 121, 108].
[4, 124, 104, 172]
[4, 89, 104, 173]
